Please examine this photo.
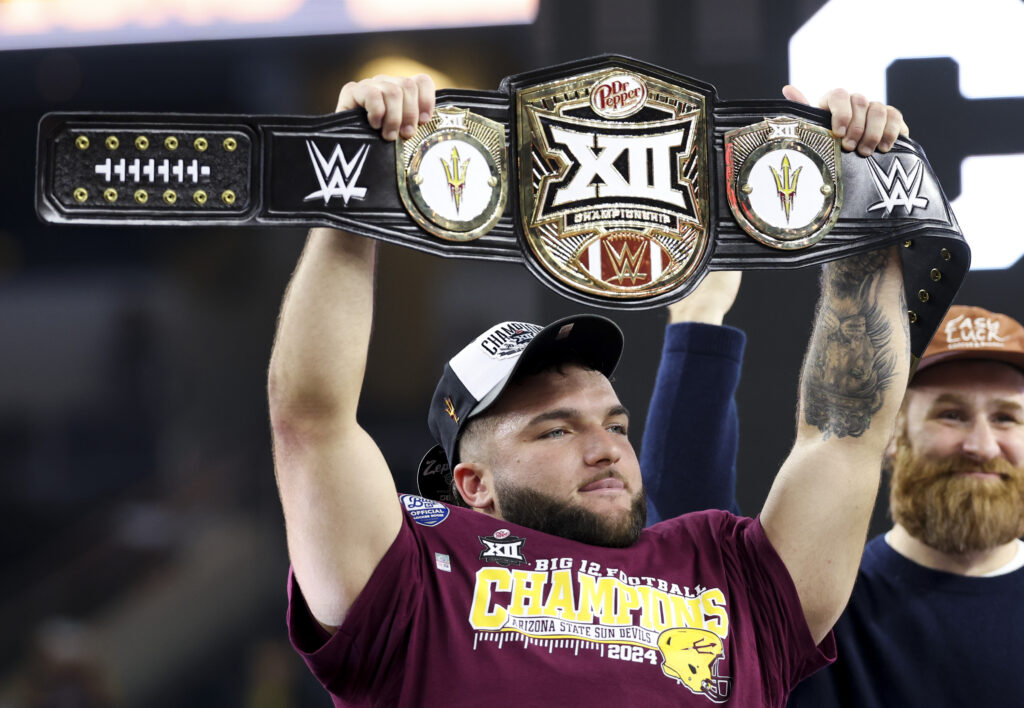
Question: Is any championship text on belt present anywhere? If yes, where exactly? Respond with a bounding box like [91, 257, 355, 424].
[35, 55, 969, 359]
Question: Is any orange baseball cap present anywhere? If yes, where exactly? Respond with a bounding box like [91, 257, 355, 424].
[918, 305, 1024, 374]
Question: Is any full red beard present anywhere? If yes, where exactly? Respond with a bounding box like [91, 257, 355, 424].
[889, 435, 1024, 554]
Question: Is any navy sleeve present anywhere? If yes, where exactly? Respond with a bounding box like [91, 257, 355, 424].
[640, 322, 745, 524]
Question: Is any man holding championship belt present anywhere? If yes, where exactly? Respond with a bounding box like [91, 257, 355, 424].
[267, 73, 912, 706]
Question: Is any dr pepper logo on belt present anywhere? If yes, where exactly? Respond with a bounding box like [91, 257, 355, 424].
[516, 63, 711, 301]
[590, 73, 647, 118]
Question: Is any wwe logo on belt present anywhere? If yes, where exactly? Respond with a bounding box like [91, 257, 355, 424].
[867, 155, 929, 216]
[605, 238, 647, 284]
[304, 140, 370, 206]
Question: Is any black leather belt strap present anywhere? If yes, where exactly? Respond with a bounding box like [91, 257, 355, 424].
[35, 55, 968, 358]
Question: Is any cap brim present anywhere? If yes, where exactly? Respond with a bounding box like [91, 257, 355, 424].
[917, 349, 1024, 376]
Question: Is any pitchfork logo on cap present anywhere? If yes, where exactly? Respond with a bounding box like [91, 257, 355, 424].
[443, 397, 460, 423]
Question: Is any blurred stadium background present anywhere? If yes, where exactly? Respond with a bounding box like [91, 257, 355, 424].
[1, 0, 1022, 704]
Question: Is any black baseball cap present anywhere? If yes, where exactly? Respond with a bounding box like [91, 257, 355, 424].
[416, 314, 623, 505]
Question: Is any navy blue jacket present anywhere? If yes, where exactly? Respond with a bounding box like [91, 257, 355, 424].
[640, 322, 744, 524]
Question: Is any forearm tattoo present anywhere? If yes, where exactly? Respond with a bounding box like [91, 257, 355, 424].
[801, 251, 898, 439]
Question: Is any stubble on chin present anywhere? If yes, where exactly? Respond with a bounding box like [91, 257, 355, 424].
[493, 479, 647, 548]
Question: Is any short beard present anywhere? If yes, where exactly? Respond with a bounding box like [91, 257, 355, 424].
[889, 435, 1024, 554]
[494, 478, 647, 548]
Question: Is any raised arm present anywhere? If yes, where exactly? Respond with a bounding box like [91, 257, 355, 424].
[756, 87, 910, 644]
[642, 84, 911, 530]
[267, 75, 435, 631]
[641, 272, 745, 523]
[762, 245, 909, 644]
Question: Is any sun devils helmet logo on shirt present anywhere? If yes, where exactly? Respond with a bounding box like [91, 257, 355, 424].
[657, 627, 731, 702]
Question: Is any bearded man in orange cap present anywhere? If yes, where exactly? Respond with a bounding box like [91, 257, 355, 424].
[886, 306, 1024, 563]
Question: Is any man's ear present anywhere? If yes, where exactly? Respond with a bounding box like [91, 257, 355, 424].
[453, 462, 494, 511]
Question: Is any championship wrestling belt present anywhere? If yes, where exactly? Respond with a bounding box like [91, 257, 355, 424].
[35, 54, 968, 359]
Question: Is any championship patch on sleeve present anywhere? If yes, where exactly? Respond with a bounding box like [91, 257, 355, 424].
[400, 494, 450, 527]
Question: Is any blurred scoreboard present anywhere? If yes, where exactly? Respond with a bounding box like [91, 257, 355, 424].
[0, 0, 538, 50]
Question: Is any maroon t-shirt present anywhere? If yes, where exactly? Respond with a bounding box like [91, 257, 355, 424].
[288, 495, 834, 707]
